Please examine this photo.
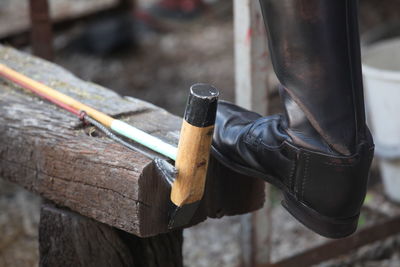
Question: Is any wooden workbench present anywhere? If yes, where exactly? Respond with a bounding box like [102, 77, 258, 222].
[0, 45, 265, 266]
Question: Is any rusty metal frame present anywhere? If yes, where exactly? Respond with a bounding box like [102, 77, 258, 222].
[260, 214, 400, 267]
[29, 0, 53, 60]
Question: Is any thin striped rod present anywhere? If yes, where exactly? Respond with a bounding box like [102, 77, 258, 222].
[0, 63, 178, 160]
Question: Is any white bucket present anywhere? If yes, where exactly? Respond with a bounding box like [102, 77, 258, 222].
[363, 37, 400, 202]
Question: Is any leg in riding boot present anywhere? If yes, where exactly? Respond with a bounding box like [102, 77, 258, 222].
[212, 0, 374, 238]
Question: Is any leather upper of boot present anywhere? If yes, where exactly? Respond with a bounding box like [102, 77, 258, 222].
[212, 100, 374, 219]
[213, 100, 294, 185]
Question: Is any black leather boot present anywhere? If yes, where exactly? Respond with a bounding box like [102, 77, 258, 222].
[212, 0, 374, 238]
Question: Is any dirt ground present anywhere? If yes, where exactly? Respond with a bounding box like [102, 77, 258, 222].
[2, 0, 400, 266]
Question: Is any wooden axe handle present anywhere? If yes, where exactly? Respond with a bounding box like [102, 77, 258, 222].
[171, 84, 219, 207]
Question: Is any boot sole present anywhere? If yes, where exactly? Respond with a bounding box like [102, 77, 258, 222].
[211, 146, 359, 238]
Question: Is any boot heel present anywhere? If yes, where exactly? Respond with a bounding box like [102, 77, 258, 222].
[281, 193, 359, 238]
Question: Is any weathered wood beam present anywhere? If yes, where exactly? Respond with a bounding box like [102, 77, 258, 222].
[39, 201, 183, 267]
[0, 45, 265, 237]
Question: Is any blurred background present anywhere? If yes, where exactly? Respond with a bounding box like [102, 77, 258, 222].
[1, 0, 400, 266]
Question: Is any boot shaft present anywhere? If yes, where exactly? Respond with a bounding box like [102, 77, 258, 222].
[259, 0, 367, 155]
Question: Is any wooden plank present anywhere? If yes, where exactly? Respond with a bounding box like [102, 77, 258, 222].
[0, 0, 118, 39]
[234, 0, 272, 265]
[3, 0, 135, 49]
[0, 45, 265, 237]
[39, 201, 183, 267]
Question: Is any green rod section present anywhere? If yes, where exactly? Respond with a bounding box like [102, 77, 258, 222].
[111, 120, 178, 160]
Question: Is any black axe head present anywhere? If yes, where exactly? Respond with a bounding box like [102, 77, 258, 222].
[153, 157, 200, 229]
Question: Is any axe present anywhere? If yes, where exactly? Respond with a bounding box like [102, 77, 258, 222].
[163, 83, 219, 229]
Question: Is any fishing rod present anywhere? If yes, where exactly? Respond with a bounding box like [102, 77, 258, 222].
[0, 63, 178, 160]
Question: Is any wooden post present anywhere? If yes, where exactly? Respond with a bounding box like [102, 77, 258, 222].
[29, 0, 53, 61]
[234, 0, 270, 115]
[240, 200, 272, 267]
[234, 0, 273, 266]
[39, 201, 183, 267]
